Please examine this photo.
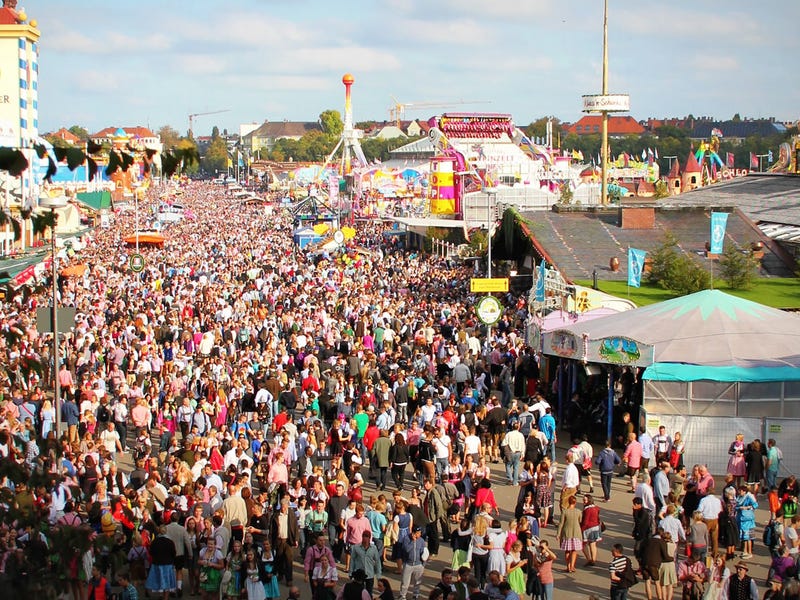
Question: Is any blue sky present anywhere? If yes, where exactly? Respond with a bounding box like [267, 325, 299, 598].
[32, 0, 799, 136]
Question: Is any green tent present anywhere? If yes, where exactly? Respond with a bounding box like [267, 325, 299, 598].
[75, 191, 113, 212]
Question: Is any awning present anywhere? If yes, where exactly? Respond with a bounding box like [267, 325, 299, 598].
[388, 216, 467, 237]
[0, 251, 50, 288]
[75, 191, 113, 212]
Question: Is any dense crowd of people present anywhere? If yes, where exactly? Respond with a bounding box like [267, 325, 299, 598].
[0, 180, 796, 600]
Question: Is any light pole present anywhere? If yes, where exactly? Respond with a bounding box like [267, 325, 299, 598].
[39, 196, 67, 436]
[483, 187, 497, 350]
[600, 0, 609, 206]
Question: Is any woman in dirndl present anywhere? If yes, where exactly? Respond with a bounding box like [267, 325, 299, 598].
[145, 529, 178, 600]
[198, 538, 225, 600]
[223, 539, 245, 599]
[727, 433, 747, 487]
[451, 518, 473, 570]
[260, 540, 280, 600]
[240, 547, 266, 600]
[486, 520, 509, 576]
[555, 495, 583, 573]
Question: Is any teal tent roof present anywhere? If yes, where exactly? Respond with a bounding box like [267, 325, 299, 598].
[549, 289, 800, 374]
[75, 191, 113, 212]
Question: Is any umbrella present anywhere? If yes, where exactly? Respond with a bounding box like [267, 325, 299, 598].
[60, 263, 88, 277]
[341, 226, 356, 240]
[312, 223, 331, 235]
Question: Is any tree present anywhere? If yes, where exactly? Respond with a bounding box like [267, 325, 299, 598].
[157, 125, 181, 151]
[43, 133, 71, 149]
[68, 125, 89, 141]
[319, 109, 343, 137]
[202, 136, 228, 175]
[524, 116, 561, 140]
[719, 244, 759, 289]
[648, 232, 711, 294]
[212, 126, 220, 140]
[653, 180, 669, 199]
[732, 113, 742, 122]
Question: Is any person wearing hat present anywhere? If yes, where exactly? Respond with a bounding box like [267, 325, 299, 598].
[349, 531, 382, 595]
[765, 575, 784, 600]
[399, 526, 427, 600]
[727, 562, 758, 600]
[337, 569, 371, 600]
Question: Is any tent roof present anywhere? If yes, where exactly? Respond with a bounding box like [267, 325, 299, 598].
[548, 289, 800, 370]
[75, 191, 113, 212]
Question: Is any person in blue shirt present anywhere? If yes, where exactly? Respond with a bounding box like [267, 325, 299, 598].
[498, 581, 520, 600]
[538, 408, 557, 463]
[61, 396, 80, 444]
[595, 440, 621, 502]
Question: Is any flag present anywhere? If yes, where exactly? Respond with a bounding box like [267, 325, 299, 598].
[750, 152, 758, 169]
[726, 152, 734, 168]
[627, 248, 646, 288]
[534, 261, 546, 302]
[710, 212, 728, 254]
[768, 150, 774, 163]
[654, 148, 659, 160]
[641, 149, 646, 160]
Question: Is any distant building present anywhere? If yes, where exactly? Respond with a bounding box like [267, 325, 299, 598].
[48, 127, 81, 145]
[563, 115, 645, 138]
[689, 119, 787, 144]
[89, 126, 161, 151]
[241, 121, 322, 155]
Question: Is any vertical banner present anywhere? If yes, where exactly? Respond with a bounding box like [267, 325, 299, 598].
[627, 248, 647, 288]
[535, 261, 546, 301]
[710, 212, 728, 254]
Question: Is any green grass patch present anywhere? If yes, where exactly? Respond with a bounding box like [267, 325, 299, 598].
[573, 278, 800, 309]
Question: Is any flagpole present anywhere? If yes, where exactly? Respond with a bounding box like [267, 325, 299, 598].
[710, 257, 714, 290]
[626, 245, 630, 298]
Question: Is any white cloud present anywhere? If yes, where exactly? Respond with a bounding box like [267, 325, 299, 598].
[390, 17, 493, 45]
[439, 0, 555, 20]
[616, 8, 765, 45]
[72, 70, 122, 92]
[174, 54, 229, 76]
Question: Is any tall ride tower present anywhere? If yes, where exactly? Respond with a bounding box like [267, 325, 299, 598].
[339, 73, 366, 176]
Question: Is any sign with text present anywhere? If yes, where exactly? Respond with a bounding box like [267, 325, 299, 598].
[470, 278, 509, 293]
[582, 94, 631, 113]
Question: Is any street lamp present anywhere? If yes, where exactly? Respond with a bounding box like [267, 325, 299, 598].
[39, 196, 67, 436]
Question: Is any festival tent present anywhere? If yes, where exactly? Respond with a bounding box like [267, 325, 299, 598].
[542, 289, 800, 381]
[541, 290, 800, 475]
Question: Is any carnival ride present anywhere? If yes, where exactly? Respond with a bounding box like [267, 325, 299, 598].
[694, 136, 725, 177]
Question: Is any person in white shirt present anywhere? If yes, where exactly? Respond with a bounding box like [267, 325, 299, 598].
[433, 429, 452, 484]
[99, 421, 123, 457]
[500, 421, 526, 485]
[560, 454, 581, 511]
[635, 472, 656, 514]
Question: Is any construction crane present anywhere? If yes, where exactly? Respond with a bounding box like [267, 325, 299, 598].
[389, 97, 491, 127]
[188, 109, 230, 139]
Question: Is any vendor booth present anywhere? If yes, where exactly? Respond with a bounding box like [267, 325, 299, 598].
[541, 289, 800, 476]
